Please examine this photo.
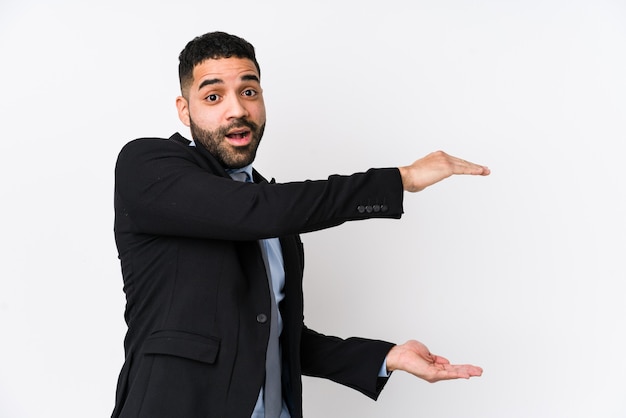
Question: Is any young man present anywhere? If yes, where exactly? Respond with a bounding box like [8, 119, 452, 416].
[112, 31, 489, 418]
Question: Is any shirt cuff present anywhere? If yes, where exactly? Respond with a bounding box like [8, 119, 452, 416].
[378, 356, 390, 377]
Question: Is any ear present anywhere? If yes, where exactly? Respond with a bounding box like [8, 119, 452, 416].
[176, 96, 191, 127]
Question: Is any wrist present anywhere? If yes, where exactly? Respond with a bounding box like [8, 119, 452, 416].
[397, 166, 410, 192]
[385, 344, 402, 372]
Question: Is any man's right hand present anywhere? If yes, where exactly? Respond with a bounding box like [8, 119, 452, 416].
[398, 150, 490, 192]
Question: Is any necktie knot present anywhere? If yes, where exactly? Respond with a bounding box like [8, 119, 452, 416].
[230, 170, 252, 183]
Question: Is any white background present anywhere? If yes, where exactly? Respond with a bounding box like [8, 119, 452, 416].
[1, 1, 625, 417]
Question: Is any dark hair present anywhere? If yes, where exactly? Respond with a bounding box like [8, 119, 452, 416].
[178, 31, 260, 96]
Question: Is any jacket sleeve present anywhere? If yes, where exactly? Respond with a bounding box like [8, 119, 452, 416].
[299, 325, 395, 400]
[115, 138, 404, 241]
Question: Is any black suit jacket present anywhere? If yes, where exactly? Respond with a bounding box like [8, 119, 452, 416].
[111, 133, 404, 417]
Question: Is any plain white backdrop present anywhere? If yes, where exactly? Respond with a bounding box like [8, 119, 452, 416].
[1, 0, 625, 417]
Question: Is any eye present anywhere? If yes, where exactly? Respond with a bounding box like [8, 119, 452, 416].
[206, 93, 220, 102]
[242, 89, 257, 97]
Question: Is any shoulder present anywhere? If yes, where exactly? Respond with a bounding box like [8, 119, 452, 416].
[115, 133, 227, 179]
[116, 133, 197, 165]
[119, 134, 188, 156]
[115, 133, 204, 177]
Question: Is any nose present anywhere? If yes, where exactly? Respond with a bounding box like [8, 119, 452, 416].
[225, 94, 249, 120]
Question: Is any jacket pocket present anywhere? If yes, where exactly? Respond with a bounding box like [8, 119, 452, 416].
[142, 330, 220, 364]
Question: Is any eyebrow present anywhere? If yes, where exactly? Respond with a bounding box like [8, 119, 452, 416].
[197, 74, 260, 91]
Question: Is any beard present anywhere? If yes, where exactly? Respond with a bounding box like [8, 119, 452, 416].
[189, 117, 265, 169]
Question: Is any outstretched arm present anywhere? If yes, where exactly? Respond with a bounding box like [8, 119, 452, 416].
[398, 150, 490, 193]
[386, 340, 483, 382]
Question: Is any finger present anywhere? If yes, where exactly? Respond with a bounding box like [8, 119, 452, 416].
[448, 364, 483, 377]
[431, 354, 451, 365]
[466, 164, 490, 175]
[425, 368, 471, 383]
[466, 365, 483, 376]
[445, 153, 490, 175]
[455, 159, 490, 175]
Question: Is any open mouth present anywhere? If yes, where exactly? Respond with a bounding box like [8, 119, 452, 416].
[225, 129, 251, 146]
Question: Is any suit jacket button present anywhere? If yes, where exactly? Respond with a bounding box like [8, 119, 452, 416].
[365, 205, 373, 213]
[381, 204, 388, 213]
[357, 205, 365, 213]
[373, 204, 381, 212]
[256, 313, 268, 323]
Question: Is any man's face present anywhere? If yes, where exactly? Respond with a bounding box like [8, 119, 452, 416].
[176, 57, 266, 168]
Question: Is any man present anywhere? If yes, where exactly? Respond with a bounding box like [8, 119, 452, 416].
[112, 31, 489, 418]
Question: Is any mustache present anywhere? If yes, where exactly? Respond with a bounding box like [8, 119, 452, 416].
[220, 118, 259, 134]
